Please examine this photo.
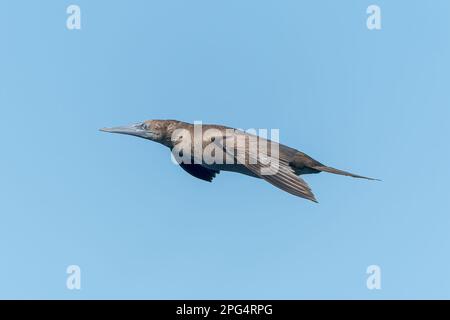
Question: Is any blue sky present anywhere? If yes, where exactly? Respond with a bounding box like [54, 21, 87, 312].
[1, 0, 449, 299]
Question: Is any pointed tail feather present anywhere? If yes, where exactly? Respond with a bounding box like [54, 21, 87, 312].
[312, 166, 380, 181]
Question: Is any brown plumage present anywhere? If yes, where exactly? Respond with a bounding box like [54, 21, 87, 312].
[100, 119, 378, 202]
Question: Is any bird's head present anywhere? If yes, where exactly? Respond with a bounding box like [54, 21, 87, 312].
[100, 120, 172, 143]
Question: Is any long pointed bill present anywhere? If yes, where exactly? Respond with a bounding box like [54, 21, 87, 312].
[100, 122, 147, 138]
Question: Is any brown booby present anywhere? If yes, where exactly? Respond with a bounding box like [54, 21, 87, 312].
[100, 120, 377, 202]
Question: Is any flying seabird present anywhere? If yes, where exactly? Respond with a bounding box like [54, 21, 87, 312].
[100, 120, 377, 202]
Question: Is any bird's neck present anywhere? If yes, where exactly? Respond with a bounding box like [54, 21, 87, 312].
[159, 121, 192, 148]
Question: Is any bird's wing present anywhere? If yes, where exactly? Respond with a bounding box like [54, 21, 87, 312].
[178, 162, 219, 182]
[214, 132, 317, 202]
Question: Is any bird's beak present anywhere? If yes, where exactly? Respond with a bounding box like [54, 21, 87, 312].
[100, 122, 147, 138]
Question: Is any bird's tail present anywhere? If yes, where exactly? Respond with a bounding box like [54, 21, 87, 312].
[312, 165, 380, 181]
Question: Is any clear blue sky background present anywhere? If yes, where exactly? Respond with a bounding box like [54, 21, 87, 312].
[1, 0, 449, 299]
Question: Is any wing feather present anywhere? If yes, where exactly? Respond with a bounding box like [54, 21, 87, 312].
[216, 132, 317, 202]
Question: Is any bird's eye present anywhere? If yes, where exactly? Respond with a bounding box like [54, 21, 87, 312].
[140, 123, 148, 130]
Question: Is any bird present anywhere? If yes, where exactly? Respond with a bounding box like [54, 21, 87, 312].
[100, 119, 377, 202]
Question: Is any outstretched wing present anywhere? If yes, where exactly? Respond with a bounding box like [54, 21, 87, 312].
[215, 132, 317, 202]
[178, 162, 219, 182]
